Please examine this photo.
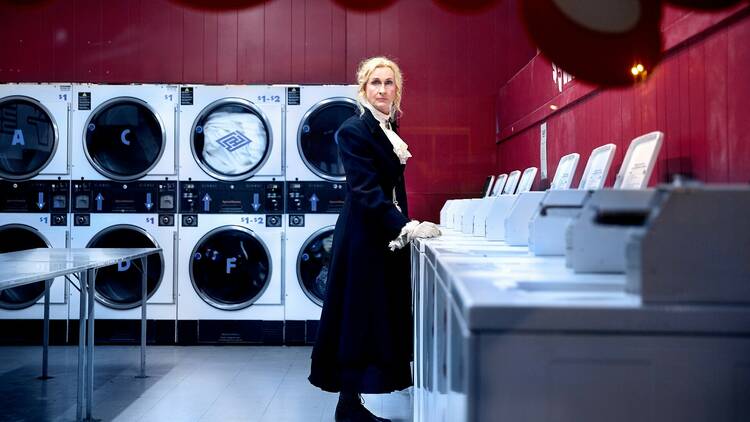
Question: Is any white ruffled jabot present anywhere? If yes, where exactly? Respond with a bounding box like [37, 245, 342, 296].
[361, 99, 412, 165]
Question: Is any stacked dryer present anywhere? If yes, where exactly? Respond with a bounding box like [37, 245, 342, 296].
[177, 85, 285, 344]
[0, 84, 71, 342]
[70, 84, 179, 343]
[283, 85, 358, 344]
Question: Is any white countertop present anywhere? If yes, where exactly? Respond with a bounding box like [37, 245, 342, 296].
[0, 248, 162, 291]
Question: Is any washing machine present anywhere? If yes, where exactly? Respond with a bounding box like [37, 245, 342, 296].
[0, 83, 71, 181]
[0, 180, 70, 342]
[283, 181, 345, 344]
[282, 85, 356, 343]
[177, 181, 284, 344]
[284, 85, 358, 183]
[178, 85, 283, 181]
[69, 180, 178, 343]
[71, 84, 178, 182]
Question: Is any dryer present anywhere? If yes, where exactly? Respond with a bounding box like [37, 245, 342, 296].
[70, 180, 178, 343]
[0, 180, 70, 342]
[178, 85, 283, 181]
[0, 83, 71, 181]
[284, 85, 358, 183]
[283, 181, 345, 344]
[71, 84, 178, 182]
[177, 181, 284, 344]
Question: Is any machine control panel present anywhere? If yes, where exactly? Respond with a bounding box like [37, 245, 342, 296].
[0, 181, 70, 220]
[286, 181, 345, 214]
[179, 181, 284, 214]
[72, 181, 177, 214]
[179, 213, 282, 228]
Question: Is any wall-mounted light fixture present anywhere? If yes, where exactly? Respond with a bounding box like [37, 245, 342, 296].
[520, 0, 663, 87]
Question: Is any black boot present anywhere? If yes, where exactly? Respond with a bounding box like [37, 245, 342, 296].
[334, 393, 392, 422]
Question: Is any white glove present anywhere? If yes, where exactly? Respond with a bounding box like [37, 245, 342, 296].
[388, 220, 441, 251]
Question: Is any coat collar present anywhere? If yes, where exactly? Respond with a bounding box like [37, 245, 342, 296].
[361, 107, 380, 134]
[360, 107, 399, 134]
[359, 108, 404, 170]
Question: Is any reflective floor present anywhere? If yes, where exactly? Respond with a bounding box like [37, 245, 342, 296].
[0, 346, 412, 422]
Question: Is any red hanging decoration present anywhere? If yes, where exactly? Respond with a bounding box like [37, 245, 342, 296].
[0, 0, 53, 8]
[331, 0, 398, 12]
[168, 0, 264, 11]
[520, 0, 663, 87]
[665, 0, 743, 10]
[433, 0, 499, 14]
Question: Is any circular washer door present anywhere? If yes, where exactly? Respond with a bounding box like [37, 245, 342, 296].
[86, 225, 164, 309]
[298, 98, 358, 181]
[296, 227, 334, 307]
[0, 225, 51, 309]
[0, 96, 58, 180]
[191, 99, 272, 181]
[190, 226, 271, 310]
[84, 97, 165, 181]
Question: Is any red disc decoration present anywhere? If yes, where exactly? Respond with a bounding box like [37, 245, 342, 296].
[665, 0, 743, 9]
[331, 0, 398, 11]
[433, 0, 499, 14]
[168, 0, 264, 11]
[0, 0, 53, 7]
[520, 0, 663, 87]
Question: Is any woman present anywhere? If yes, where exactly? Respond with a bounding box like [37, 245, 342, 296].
[309, 56, 440, 422]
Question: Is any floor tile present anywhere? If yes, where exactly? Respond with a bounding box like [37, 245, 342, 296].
[0, 345, 412, 422]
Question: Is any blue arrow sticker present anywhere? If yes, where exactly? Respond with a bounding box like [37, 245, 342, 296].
[202, 193, 211, 212]
[252, 193, 261, 212]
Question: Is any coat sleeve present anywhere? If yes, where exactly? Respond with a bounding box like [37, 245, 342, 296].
[336, 123, 410, 241]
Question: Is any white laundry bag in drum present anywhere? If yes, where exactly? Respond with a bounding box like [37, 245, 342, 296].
[202, 111, 268, 175]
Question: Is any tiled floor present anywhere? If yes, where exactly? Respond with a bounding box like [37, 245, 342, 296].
[0, 346, 412, 422]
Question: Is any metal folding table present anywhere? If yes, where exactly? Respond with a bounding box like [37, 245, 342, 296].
[0, 247, 162, 422]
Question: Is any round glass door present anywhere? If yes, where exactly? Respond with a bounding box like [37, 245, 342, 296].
[191, 99, 272, 181]
[0, 96, 58, 180]
[0, 225, 51, 309]
[296, 227, 334, 307]
[86, 225, 164, 309]
[84, 98, 165, 181]
[190, 226, 271, 310]
[298, 98, 358, 181]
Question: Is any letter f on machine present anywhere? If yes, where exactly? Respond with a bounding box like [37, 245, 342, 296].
[226, 257, 237, 274]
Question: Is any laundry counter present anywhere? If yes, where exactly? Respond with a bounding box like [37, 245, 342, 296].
[412, 237, 750, 422]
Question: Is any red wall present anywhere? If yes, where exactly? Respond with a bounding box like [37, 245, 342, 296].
[496, 4, 750, 189]
[0, 0, 535, 221]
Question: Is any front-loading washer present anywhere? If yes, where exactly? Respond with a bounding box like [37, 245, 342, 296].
[71, 84, 178, 182]
[284, 85, 358, 183]
[0, 83, 72, 181]
[283, 181, 345, 344]
[178, 85, 283, 181]
[0, 180, 70, 342]
[178, 181, 284, 344]
[70, 180, 178, 343]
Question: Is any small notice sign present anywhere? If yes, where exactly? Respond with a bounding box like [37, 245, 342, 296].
[78, 92, 91, 110]
[181, 87, 194, 106]
[287, 87, 300, 106]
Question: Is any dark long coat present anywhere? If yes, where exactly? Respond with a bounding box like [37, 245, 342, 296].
[309, 107, 412, 394]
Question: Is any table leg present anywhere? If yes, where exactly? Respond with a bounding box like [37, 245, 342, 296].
[77, 270, 87, 422]
[137, 257, 148, 379]
[39, 278, 52, 380]
[86, 268, 95, 420]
